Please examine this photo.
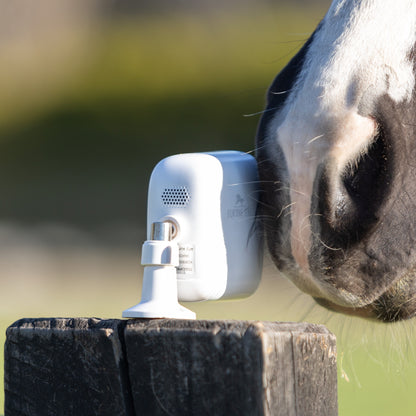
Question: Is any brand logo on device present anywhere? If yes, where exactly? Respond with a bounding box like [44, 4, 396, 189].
[227, 193, 252, 219]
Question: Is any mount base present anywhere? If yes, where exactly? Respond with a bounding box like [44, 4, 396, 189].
[122, 301, 196, 319]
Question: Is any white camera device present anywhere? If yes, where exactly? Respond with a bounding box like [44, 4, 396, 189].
[122, 151, 263, 319]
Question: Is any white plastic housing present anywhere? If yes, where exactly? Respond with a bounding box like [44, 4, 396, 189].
[147, 151, 263, 302]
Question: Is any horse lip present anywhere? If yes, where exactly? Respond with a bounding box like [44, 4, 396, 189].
[313, 296, 377, 319]
[313, 268, 416, 322]
[280, 260, 381, 309]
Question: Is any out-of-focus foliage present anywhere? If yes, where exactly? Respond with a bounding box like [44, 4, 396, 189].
[0, 3, 324, 228]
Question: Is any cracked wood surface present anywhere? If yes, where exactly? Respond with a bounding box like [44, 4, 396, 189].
[4, 318, 338, 416]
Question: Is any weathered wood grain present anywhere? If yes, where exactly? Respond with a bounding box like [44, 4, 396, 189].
[4, 318, 133, 416]
[124, 320, 338, 416]
[4, 318, 337, 416]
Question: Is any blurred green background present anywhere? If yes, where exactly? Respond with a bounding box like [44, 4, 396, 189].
[2, 1, 416, 414]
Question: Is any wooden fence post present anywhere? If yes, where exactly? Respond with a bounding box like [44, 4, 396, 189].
[4, 318, 338, 416]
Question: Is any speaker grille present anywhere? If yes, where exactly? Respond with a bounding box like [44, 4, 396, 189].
[161, 187, 190, 207]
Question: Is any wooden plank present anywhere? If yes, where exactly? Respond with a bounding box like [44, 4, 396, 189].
[263, 322, 338, 416]
[124, 320, 338, 416]
[5, 318, 337, 416]
[4, 318, 133, 416]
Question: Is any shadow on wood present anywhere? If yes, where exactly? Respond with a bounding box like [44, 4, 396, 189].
[4, 318, 338, 416]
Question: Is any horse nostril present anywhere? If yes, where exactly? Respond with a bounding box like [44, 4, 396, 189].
[312, 125, 393, 251]
[344, 128, 388, 201]
[335, 127, 392, 235]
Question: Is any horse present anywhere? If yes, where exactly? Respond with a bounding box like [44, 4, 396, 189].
[256, 0, 416, 322]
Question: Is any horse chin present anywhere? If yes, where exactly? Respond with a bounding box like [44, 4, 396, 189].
[313, 270, 416, 323]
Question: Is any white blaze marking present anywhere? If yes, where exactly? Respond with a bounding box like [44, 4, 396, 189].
[268, 0, 416, 296]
